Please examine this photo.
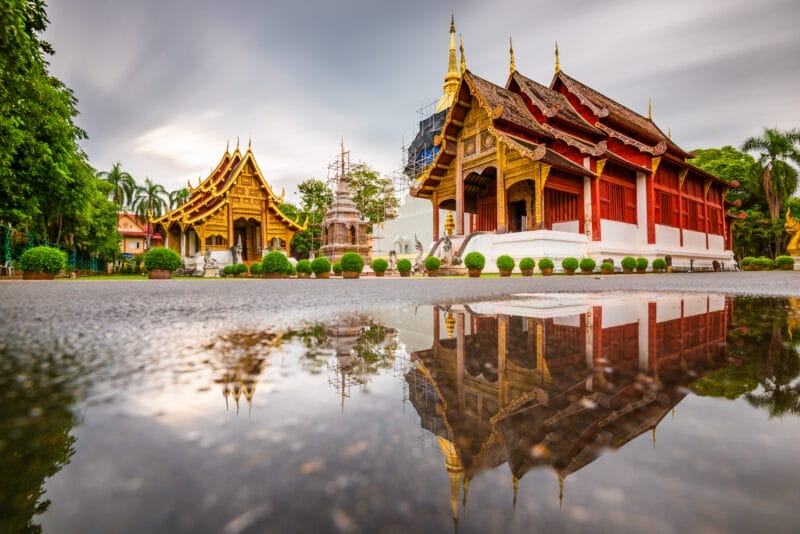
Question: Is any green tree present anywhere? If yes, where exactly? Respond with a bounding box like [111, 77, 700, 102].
[741, 128, 800, 220]
[345, 164, 399, 229]
[132, 178, 168, 249]
[168, 187, 190, 210]
[97, 163, 136, 209]
[296, 179, 333, 256]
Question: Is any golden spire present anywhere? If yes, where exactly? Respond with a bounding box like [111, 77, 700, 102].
[512, 475, 519, 510]
[226, 139, 230, 153]
[652, 426, 657, 449]
[668, 126, 672, 139]
[554, 41, 560, 73]
[459, 34, 466, 74]
[648, 98, 653, 121]
[248, 134, 252, 150]
[437, 15, 461, 112]
[236, 136, 240, 151]
[462, 475, 470, 509]
[558, 474, 565, 508]
[509, 36, 516, 75]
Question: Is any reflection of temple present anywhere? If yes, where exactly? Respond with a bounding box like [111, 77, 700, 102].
[153, 140, 306, 265]
[211, 331, 280, 414]
[406, 294, 733, 523]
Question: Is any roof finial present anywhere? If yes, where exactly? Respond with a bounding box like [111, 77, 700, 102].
[652, 426, 657, 449]
[459, 34, 466, 74]
[668, 126, 671, 139]
[437, 15, 460, 112]
[512, 475, 519, 511]
[648, 98, 653, 121]
[248, 134, 252, 150]
[509, 36, 516, 75]
[555, 41, 560, 73]
[226, 139, 230, 153]
[559, 474, 565, 509]
[236, 136, 240, 151]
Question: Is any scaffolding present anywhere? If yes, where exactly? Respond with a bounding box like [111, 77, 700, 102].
[401, 99, 445, 184]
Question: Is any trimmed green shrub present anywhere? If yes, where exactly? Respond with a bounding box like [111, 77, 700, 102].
[311, 257, 331, 275]
[600, 261, 614, 272]
[496, 255, 515, 271]
[284, 263, 296, 276]
[755, 256, 773, 269]
[519, 257, 535, 270]
[249, 262, 263, 275]
[621, 256, 637, 271]
[296, 259, 313, 274]
[223, 264, 235, 276]
[233, 263, 248, 276]
[538, 257, 554, 270]
[636, 257, 648, 270]
[775, 255, 795, 267]
[18, 246, 68, 274]
[579, 258, 596, 271]
[262, 250, 290, 274]
[396, 258, 412, 273]
[424, 256, 441, 271]
[143, 247, 182, 272]
[332, 262, 342, 275]
[371, 258, 388, 273]
[341, 252, 364, 273]
[740, 257, 755, 267]
[562, 257, 579, 271]
[652, 258, 667, 271]
[463, 251, 486, 270]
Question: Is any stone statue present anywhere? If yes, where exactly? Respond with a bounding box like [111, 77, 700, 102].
[786, 208, 800, 256]
[204, 247, 218, 267]
[388, 249, 398, 270]
[394, 234, 412, 254]
[229, 235, 242, 265]
[413, 234, 425, 274]
[192, 252, 204, 276]
[441, 235, 461, 266]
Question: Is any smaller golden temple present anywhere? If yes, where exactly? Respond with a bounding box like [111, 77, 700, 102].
[153, 140, 306, 264]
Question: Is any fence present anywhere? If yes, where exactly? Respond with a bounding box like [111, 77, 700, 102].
[1, 224, 107, 273]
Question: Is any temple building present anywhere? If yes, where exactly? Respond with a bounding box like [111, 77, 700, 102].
[409, 20, 739, 271]
[405, 294, 735, 522]
[153, 141, 306, 266]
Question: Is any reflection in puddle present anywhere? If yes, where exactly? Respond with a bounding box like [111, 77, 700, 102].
[3, 294, 800, 533]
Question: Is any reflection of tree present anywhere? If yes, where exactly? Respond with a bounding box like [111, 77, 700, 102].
[0, 353, 81, 533]
[350, 323, 397, 377]
[692, 297, 800, 417]
[286, 325, 330, 374]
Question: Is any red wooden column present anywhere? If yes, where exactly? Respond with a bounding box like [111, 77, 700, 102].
[455, 139, 464, 235]
[648, 158, 660, 244]
[432, 191, 440, 242]
[496, 144, 507, 233]
[591, 163, 602, 241]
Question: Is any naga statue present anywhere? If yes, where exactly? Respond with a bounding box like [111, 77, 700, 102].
[413, 234, 425, 274]
[786, 209, 800, 257]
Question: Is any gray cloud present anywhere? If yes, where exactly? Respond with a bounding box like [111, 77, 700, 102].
[44, 0, 800, 199]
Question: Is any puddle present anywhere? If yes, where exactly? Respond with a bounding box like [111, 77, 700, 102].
[2, 293, 800, 533]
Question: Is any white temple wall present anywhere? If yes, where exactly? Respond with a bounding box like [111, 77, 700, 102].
[682, 229, 707, 250]
[600, 220, 640, 246]
[708, 234, 725, 251]
[683, 295, 710, 317]
[655, 224, 681, 247]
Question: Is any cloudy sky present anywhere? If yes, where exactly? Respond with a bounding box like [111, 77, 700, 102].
[44, 0, 800, 201]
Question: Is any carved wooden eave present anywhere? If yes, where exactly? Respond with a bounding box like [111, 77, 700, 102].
[540, 123, 607, 156]
[596, 123, 666, 155]
[552, 71, 609, 118]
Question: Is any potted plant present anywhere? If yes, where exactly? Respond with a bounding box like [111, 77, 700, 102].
[538, 257, 555, 276]
[600, 261, 614, 275]
[775, 255, 795, 270]
[311, 257, 331, 279]
[579, 258, 596, 275]
[463, 251, 486, 277]
[332, 261, 343, 276]
[18, 246, 67, 280]
[341, 252, 364, 279]
[424, 255, 441, 276]
[249, 261, 263, 277]
[562, 257, 578, 275]
[652, 258, 667, 273]
[496, 255, 515, 277]
[397, 258, 412, 277]
[262, 250, 289, 278]
[519, 257, 535, 276]
[296, 259, 313, 278]
[222, 264, 235, 277]
[755, 256, 773, 270]
[143, 247, 182, 279]
[284, 262, 296, 278]
[371, 257, 388, 277]
[636, 257, 648, 273]
[621, 256, 637, 274]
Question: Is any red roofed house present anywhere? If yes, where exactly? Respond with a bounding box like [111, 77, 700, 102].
[117, 212, 161, 258]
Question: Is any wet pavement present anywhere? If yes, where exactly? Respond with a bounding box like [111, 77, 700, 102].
[2, 274, 800, 533]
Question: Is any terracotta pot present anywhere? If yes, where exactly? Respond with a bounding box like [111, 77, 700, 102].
[581, 269, 593, 275]
[426, 269, 439, 277]
[263, 272, 283, 279]
[468, 269, 482, 278]
[147, 269, 171, 280]
[521, 269, 534, 277]
[750, 265, 763, 271]
[342, 271, 360, 279]
[297, 272, 310, 279]
[540, 268, 553, 276]
[22, 271, 55, 280]
[563, 269, 575, 276]
[399, 271, 411, 277]
[780, 263, 794, 270]
[375, 271, 385, 277]
[315, 272, 330, 279]
[636, 269, 647, 274]
[622, 268, 633, 274]
[601, 268, 614, 275]
[499, 269, 512, 277]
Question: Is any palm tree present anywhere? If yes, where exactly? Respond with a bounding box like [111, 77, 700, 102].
[97, 162, 136, 210]
[132, 178, 168, 249]
[169, 187, 190, 210]
[741, 128, 800, 219]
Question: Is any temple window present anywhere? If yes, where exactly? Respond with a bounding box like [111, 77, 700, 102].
[348, 226, 356, 245]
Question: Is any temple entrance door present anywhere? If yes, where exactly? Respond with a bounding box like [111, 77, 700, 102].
[508, 201, 527, 233]
[233, 218, 262, 261]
